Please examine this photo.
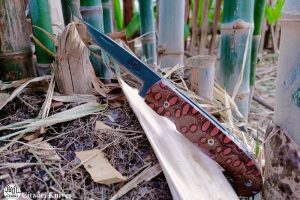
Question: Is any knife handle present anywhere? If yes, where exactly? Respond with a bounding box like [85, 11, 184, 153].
[144, 80, 262, 197]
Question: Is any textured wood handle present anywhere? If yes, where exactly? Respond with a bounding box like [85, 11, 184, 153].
[144, 80, 262, 197]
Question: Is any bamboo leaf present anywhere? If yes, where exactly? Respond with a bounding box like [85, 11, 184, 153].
[197, 0, 205, 26]
[31, 35, 56, 58]
[255, 131, 260, 157]
[265, 0, 285, 24]
[113, 0, 124, 31]
[32, 25, 57, 44]
[125, 12, 140, 38]
[184, 23, 190, 40]
[0, 102, 106, 141]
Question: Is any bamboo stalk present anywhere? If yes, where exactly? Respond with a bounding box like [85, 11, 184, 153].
[80, 0, 104, 30]
[102, 0, 114, 33]
[199, 0, 210, 54]
[219, 0, 254, 119]
[29, 0, 55, 76]
[61, 0, 72, 25]
[190, 0, 200, 53]
[138, 0, 157, 66]
[250, 0, 267, 98]
[209, 0, 222, 55]
[158, 0, 185, 68]
[263, 2, 300, 195]
[185, 0, 190, 23]
[184, 0, 190, 49]
[113, 0, 123, 31]
[157, 0, 159, 30]
[80, 0, 110, 79]
[185, 55, 215, 100]
[0, 0, 33, 81]
[123, 0, 133, 26]
[274, 0, 300, 146]
[123, 0, 134, 50]
[49, 0, 65, 35]
[263, 125, 300, 199]
[259, 20, 267, 52]
[270, 24, 278, 52]
[60, 0, 81, 25]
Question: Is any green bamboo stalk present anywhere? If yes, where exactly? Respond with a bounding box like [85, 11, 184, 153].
[250, 0, 267, 91]
[29, 0, 56, 75]
[61, 0, 81, 25]
[80, 0, 110, 79]
[220, 0, 254, 119]
[158, 0, 185, 68]
[0, 0, 33, 81]
[102, 0, 114, 33]
[197, 0, 204, 27]
[138, 0, 157, 66]
[61, 0, 72, 25]
[113, 0, 124, 31]
[80, 0, 104, 30]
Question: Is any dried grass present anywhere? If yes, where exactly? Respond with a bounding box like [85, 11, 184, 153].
[0, 87, 171, 200]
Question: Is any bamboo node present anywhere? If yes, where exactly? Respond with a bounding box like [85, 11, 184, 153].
[221, 20, 254, 30]
[80, 6, 103, 14]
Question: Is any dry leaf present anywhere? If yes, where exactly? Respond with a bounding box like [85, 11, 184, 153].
[95, 121, 112, 130]
[88, 64, 107, 98]
[27, 137, 44, 145]
[53, 94, 98, 103]
[0, 78, 31, 90]
[0, 102, 105, 141]
[0, 163, 40, 169]
[0, 75, 52, 111]
[22, 133, 39, 141]
[0, 174, 10, 180]
[51, 101, 64, 109]
[75, 149, 126, 185]
[108, 100, 123, 108]
[0, 93, 10, 105]
[39, 75, 55, 134]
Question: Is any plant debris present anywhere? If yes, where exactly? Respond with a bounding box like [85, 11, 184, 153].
[75, 149, 126, 185]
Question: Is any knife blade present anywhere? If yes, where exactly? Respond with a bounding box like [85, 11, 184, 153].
[81, 19, 262, 197]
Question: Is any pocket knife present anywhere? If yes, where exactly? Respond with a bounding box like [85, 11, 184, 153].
[81, 20, 262, 197]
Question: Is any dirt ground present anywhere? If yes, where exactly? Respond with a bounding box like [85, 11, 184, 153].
[0, 53, 277, 200]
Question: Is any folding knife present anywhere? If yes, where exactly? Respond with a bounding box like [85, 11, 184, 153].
[81, 20, 262, 197]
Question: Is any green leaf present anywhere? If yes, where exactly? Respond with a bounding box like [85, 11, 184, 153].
[184, 23, 190, 39]
[197, 0, 205, 26]
[255, 131, 260, 157]
[265, 0, 285, 24]
[113, 0, 124, 31]
[125, 12, 140, 38]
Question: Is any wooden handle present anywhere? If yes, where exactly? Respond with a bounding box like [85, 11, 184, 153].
[144, 80, 262, 197]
